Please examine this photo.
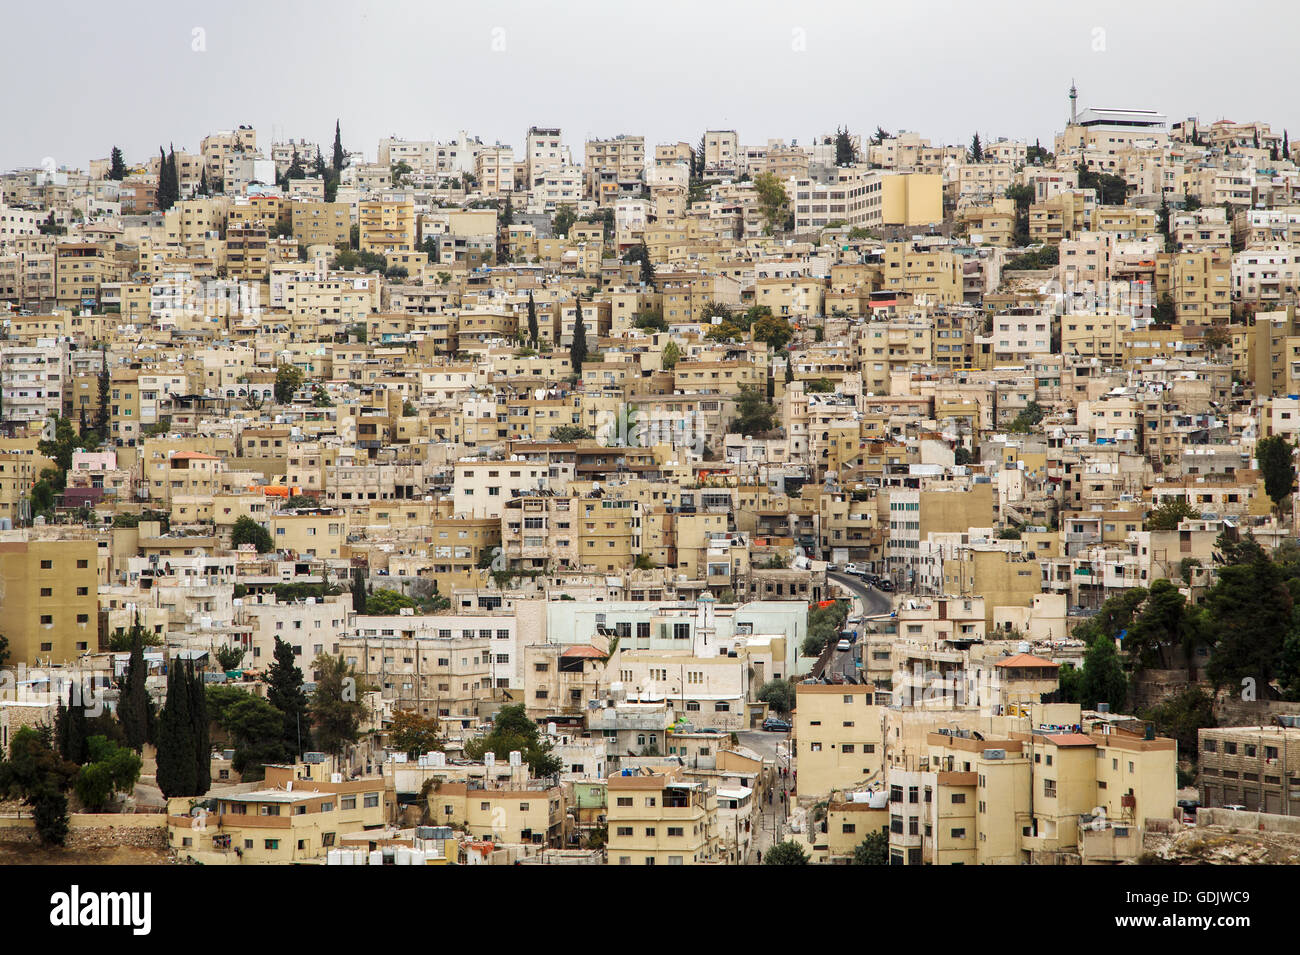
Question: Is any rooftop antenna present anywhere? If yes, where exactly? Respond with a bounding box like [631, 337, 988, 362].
[1069, 80, 1079, 126]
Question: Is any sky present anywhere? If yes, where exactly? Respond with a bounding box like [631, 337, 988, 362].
[2, 0, 1295, 173]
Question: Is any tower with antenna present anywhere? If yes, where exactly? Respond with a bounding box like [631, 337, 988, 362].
[1069, 80, 1078, 125]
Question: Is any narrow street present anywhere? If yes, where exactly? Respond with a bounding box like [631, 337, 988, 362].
[736, 729, 793, 862]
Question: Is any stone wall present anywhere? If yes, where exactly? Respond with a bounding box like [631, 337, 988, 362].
[0, 812, 167, 849]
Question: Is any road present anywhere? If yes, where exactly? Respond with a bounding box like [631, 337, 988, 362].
[819, 571, 893, 681]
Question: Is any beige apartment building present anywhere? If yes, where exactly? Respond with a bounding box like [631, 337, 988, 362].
[606, 769, 720, 865]
[0, 535, 100, 664]
[359, 197, 417, 254]
[795, 683, 885, 798]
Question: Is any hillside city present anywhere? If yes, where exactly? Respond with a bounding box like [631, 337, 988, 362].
[3, 88, 1300, 867]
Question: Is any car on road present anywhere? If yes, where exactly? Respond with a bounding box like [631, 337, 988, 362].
[878, 579, 894, 591]
[762, 718, 792, 732]
[835, 638, 853, 651]
[844, 563, 859, 574]
[827, 563, 840, 572]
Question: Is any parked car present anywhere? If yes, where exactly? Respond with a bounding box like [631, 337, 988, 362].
[827, 563, 841, 572]
[762, 717, 792, 732]
[878, 579, 894, 592]
[836, 638, 853, 651]
[844, 563, 859, 574]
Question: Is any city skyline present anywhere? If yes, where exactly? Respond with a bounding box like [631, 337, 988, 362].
[3, 0, 1295, 172]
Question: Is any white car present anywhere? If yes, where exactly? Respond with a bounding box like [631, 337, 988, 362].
[844, 563, 859, 574]
[836, 639, 852, 652]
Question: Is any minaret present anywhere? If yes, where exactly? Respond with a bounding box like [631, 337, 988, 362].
[1069, 80, 1078, 125]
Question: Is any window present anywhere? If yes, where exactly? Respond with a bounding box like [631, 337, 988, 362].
[264, 840, 280, 850]
[1044, 779, 1057, 798]
[950, 828, 967, 839]
[616, 797, 633, 807]
[341, 796, 356, 810]
[617, 827, 633, 837]
[667, 826, 684, 837]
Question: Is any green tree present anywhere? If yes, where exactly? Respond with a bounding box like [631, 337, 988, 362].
[351, 570, 367, 614]
[1146, 499, 1199, 530]
[1079, 633, 1128, 712]
[1141, 688, 1215, 764]
[54, 684, 89, 765]
[550, 425, 593, 441]
[969, 132, 983, 162]
[214, 644, 245, 672]
[661, 340, 681, 370]
[274, 363, 304, 403]
[74, 736, 142, 812]
[108, 146, 127, 181]
[0, 726, 76, 846]
[733, 384, 777, 436]
[188, 660, 210, 795]
[363, 588, 419, 615]
[1204, 555, 1292, 691]
[218, 693, 289, 781]
[1123, 579, 1187, 672]
[852, 829, 889, 864]
[155, 660, 198, 798]
[756, 679, 796, 716]
[38, 414, 87, 493]
[764, 840, 809, 865]
[266, 636, 311, 758]
[753, 172, 789, 234]
[834, 126, 858, 165]
[389, 710, 443, 759]
[1256, 434, 1296, 516]
[332, 120, 346, 173]
[527, 290, 539, 346]
[95, 348, 111, 437]
[752, 313, 794, 350]
[231, 515, 274, 553]
[553, 204, 577, 238]
[310, 653, 367, 756]
[570, 295, 588, 374]
[463, 703, 561, 777]
[117, 617, 154, 751]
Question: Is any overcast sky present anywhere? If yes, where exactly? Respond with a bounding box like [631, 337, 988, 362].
[3, 0, 1292, 173]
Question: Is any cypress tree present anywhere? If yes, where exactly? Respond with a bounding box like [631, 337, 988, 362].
[351, 570, 367, 614]
[60, 684, 89, 764]
[187, 661, 210, 796]
[168, 145, 180, 202]
[639, 241, 655, 287]
[95, 346, 110, 436]
[156, 659, 197, 798]
[266, 636, 310, 757]
[570, 295, 588, 377]
[117, 615, 153, 750]
[332, 120, 345, 173]
[108, 146, 126, 181]
[156, 147, 169, 211]
[527, 291, 539, 346]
